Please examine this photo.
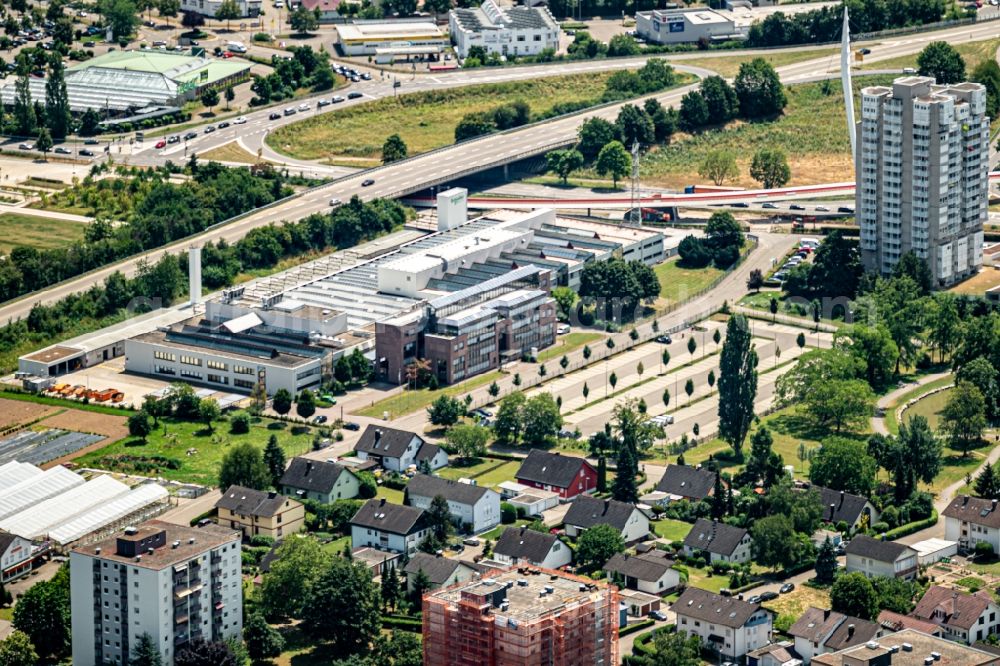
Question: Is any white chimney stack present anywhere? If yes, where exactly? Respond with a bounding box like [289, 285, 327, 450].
[189, 246, 202, 307]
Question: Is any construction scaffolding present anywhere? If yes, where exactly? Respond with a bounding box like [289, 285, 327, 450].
[423, 565, 619, 666]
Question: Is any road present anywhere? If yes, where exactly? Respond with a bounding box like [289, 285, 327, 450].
[4, 20, 1000, 325]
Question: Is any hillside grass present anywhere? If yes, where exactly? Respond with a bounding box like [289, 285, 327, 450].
[0, 212, 86, 254]
[654, 257, 724, 307]
[677, 47, 839, 79]
[859, 37, 1000, 72]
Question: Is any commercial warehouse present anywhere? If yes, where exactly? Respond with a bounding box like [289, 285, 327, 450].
[449, 0, 561, 59]
[635, 8, 743, 45]
[335, 20, 449, 56]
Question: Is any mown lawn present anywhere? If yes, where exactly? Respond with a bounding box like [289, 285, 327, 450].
[685, 565, 730, 593]
[860, 37, 1000, 73]
[0, 212, 85, 254]
[75, 417, 315, 486]
[678, 47, 839, 79]
[354, 371, 503, 419]
[376, 485, 405, 504]
[654, 257, 724, 307]
[267, 73, 617, 162]
[536, 332, 605, 363]
[439, 457, 521, 489]
[652, 518, 692, 542]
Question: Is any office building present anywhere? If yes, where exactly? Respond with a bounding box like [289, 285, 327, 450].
[856, 76, 989, 287]
[423, 566, 619, 665]
[635, 8, 741, 45]
[181, 0, 259, 16]
[450, 0, 561, 59]
[70, 520, 242, 666]
[336, 20, 449, 56]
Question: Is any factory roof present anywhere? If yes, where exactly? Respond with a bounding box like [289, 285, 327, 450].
[337, 21, 444, 41]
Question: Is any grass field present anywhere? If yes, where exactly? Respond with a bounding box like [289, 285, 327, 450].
[267, 73, 623, 162]
[903, 387, 953, 432]
[883, 375, 954, 434]
[686, 565, 730, 593]
[950, 266, 1000, 295]
[536, 332, 605, 363]
[74, 417, 316, 486]
[198, 141, 263, 164]
[763, 584, 831, 620]
[678, 47, 839, 79]
[0, 212, 86, 253]
[654, 257, 724, 307]
[376, 485, 404, 504]
[860, 37, 1000, 72]
[439, 457, 521, 489]
[354, 371, 503, 419]
[651, 518, 691, 541]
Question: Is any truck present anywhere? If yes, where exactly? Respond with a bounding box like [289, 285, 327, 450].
[226, 41, 247, 53]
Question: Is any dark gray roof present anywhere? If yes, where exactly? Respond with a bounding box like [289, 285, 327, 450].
[809, 485, 873, 525]
[350, 498, 427, 536]
[789, 607, 878, 651]
[279, 457, 354, 495]
[682, 519, 748, 556]
[654, 465, 716, 500]
[215, 486, 292, 518]
[405, 473, 493, 506]
[494, 526, 561, 564]
[0, 530, 17, 555]
[943, 495, 1000, 529]
[825, 616, 881, 650]
[415, 442, 443, 463]
[845, 535, 915, 562]
[672, 587, 763, 629]
[603, 550, 674, 582]
[563, 495, 640, 532]
[356, 425, 423, 459]
[403, 552, 468, 585]
[516, 450, 594, 489]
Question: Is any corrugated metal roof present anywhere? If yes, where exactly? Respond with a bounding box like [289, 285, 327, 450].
[0, 474, 129, 539]
[0, 461, 42, 491]
[0, 466, 85, 520]
[49, 483, 169, 545]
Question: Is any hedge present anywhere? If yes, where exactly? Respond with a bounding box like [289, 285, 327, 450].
[632, 624, 675, 657]
[381, 615, 422, 632]
[619, 619, 654, 637]
[882, 510, 938, 541]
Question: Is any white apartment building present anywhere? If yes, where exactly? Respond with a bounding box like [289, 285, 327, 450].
[350, 498, 430, 555]
[674, 587, 772, 660]
[449, 0, 561, 59]
[844, 535, 918, 581]
[180, 0, 260, 17]
[943, 495, 1000, 553]
[856, 76, 989, 287]
[70, 521, 243, 666]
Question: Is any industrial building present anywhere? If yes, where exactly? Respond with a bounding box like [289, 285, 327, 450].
[635, 8, 742, 45]
[422, 566, 619, 665]
[856, 76, 989, 287]
[70, 520, 243, 666]
[449, 0, 561, 59]
[180, 0, 260, 18]
[0, 50, 251, 115]
[811, 628, 1000, 666]
[335, 20, 449, 56]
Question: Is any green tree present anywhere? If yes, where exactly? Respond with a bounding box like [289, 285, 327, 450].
[35, 128, 53, 160]
[551, 286, 577, 320]
[301, 558, 381, 654]
[809, 437, 877, 496]
[834, 324, 899, 392]
[12, 62, 35, 137]
[576, 117, 616, 160]
[243, 612, 284, 662]
[214, 0, 241, 30]
[230, 411, 251, 434]
[815, 536, 838, 584]
[717, 314, 758, 458]
[427, 395, 464, 428]
[892, 251, 934, 296]
[678, 90, 710, 131]
[272, 388, 293, 416]
[521, 393, 562, 447]
[546, 148, 585, 184]
[426, 494, 454, 545]
[260, 536, 333, 620]
[751, 514, 804, 571]
[917, 40, 966, 84]
[975, 462, 1000, 499]
[956, 356, 999, 421]
[650, 631, 701, 666]
[870, 415, 941, 503]
[382, 134, 408, 164]
[181, 9, 205, 30]
[595, 140, 631, 187]
[699, 150, 739, 186]
[198, 398, 220, 432]
[44, 55, 70, 139]
[98, 0, 140, 40]
[224, 85, 235, 110]
[219, 442, 271, 491]
[128, 410, 152, 442]
[454, 111, 495, 141]
[750, 148, 791, 189]
[263, 434, 286, 488]
[831, 572, 878, 621]
[380, 564, 401, 612]
[972, 58, 1000, 118]
[0, 630, 39, 666]
[607, 33, 640, 56]
[494, 392, 525, 445]
[576, 523, 624, 570]
[699, 74, 739, 122]
[373, 631, 423, 666]
[488, 381, 500, 398]
[175, 640, 239, 666]
[615, 104, 655, 148]
[296, 389, 317, 419]
[201, 87, 220, 113]
[941, 381, 987, 456]
[446, 423, 489, 460]
[11, 566, 69, 660]
[734, 57, 786, 119]
[80, 108, 101, 136]
[928, 292, 960, 363]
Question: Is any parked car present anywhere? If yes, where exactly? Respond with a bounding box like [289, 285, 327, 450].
[269, 112, 282, 120]
[362, 178, 375, 187]
[747, 595, 762, 604]
[462, 538, 480, 546]
[297, 102, 310, 112]
[80, 148, 96, 156]
[556, 323, 570, 334]
[347, 91, 363, 99]
[759, 591, 779, 602]
[312, 415, 328, 424]
[779, 583, 795, 594]
[154, 140, 166, 149]
[473, 409, 493, 418]
[332, 95, 345, 103]
[18, 143, 32, 150]
[558, 429, 578, 439]
[656, 335, 673, 344]
[317, 99, 330, 107]
[283, 108, 296, 116]
[649, 610, 668, 621]
[84, 138, 100, 145]
[361, 72, 372, 80]
[54, 146, 71, 154]
[859, 47, 872, 55]
[343, 421, 360, 431]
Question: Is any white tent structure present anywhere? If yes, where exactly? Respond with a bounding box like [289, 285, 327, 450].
[0, 475, 129, 540]
[0, 461, 42, 490]
[0, 465, 84, 521]
[48, 483, 169, 546]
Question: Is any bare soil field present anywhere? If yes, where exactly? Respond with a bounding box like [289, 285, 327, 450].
[0, 398, 57, 430]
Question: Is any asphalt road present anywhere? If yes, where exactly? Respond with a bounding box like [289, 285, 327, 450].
[4, 21, 1000, 325]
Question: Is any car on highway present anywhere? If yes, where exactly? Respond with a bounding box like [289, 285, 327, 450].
[167, 135, 180, 144]
[269, 112, 282, 120]
[348, 91, 363, 99]
[656, 334, 673, 344]
[362, 178, 375, 187]
[155, 140, 166, 149]
[80, 148, 97, 156]
[18, 143, 32, 150]
[184, 131, 198, 140]
[838, 206, 854, 214]
[317, 99, 330, 107]
[329, 198, 342, 207]
[84, 138, 100, 144]
[332, 95, 345, 103]
[343, 421, 360, 431]
[815, 205, 830, 212]
[779, 583, 795, 594]
[235, 116, 247, 124]
[297, 102, 310, 111]
[733, 202, 749, 208]
[859, 47, 872, 55]
[762, 202, 778, 209]
[283, 108, 296, 116]
[218, 121, 230, 129]
[54, 146, 71, 154]
[903, 66, 917, 74]
[790, 204, 805, 210]
[203, 125, 215, 133]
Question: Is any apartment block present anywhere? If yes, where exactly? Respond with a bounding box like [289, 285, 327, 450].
[70, 521, 243, 666]
[856, 76, 988, 287]
[423, 566, 619, 665]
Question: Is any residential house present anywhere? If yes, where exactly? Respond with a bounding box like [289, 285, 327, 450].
[673, 587, 772, 660]
[279, 457, 361, 503]
[404, 473, 501, 534]
[403, 552, 479, 593]
[654, 464, 718, 502]
[493, 526, 572, 569]
[789, 607, 883, 664]
[810, 485, 880, 531]
[877, 609, 942, 637]
[351, 547, 401, 578]
[943, 495, 1000, 554]
[912, 585, 1000, 644]
[298, 0, 341, 21]
[603, 549, 680, 596]
[563, 495, 650, 543]
[355, 425, 449, 473]
[747, 641, 804, 666]
[514, 450, 598, 500]
[215, 486, 305, 540]
[0, 530, 33, 582]
[683, 518, 752, 564]
[844, 535, 918, 580]
[350, 498, 430, 555]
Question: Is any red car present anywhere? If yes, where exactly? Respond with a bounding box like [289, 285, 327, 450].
[155, 140, 166, 149]
[221, 51, 234, 58]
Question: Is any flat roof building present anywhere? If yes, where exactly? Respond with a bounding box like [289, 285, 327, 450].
[636, 8, 743, 45]
[423, 566, 619, 665]
[336, 20, 449, 56]
[450, 0, 561, 59]
[812, 628, 1000, 666]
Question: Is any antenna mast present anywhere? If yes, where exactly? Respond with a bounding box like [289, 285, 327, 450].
[841, 6, 857, 162]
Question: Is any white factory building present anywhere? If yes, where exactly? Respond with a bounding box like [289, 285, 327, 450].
[635, 8, 743, 45]
[180, 0, 260, 17]
[450, 0, 561, 59]
[335, 20, 449, 56]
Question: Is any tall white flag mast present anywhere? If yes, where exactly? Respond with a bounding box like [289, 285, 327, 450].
[842, 6, 857, 162]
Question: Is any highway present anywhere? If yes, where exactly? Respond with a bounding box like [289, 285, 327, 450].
[2, 19, 1000, 325]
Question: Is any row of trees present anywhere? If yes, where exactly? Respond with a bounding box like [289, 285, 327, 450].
[251, 46, 335, 104]
[454, 100, 531, 141]
[681, 62, 787, 133]
[677, 211, 745, 270]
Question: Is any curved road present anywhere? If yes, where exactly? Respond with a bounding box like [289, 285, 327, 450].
[3, 20, 1000, 324]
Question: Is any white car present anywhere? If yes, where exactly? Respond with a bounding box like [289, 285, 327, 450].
[297, 102, 310, 112]
[329, 198, 342, 207]
[556, 324, 570, 335]
[235, 116, 247, 124]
